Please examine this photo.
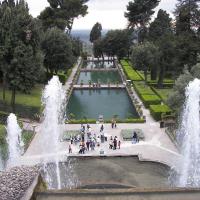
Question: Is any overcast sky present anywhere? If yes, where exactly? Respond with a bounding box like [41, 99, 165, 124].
[26, 0, 177, 30]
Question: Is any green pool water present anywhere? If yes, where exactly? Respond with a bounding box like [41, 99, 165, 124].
[77, 71, 122, 84]
[67, 89, 139, 120]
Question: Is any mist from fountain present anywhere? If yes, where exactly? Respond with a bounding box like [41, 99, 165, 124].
[6, 113, 24, 168]
[175, 78, 200, 187]
[41, 76, 66, 189]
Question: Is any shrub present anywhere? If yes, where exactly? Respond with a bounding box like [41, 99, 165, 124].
[0, 111, 9, 124]
[141, 95, 161, 108]
[120, 59, 129, 66]
[149, 104, 172, 121]
[122, 65, 143, 81]
[133, 82, 155, 97]
[67, 118, 145, 124]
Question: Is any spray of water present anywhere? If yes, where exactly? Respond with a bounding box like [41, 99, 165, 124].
[176, 78, 200, 187]
[6, 113, 24, 168]
[41, 76, 66, 189]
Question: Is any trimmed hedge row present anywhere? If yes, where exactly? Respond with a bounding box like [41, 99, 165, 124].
[133, 82, 155, 96]
[149, 105, 172, 121]
[121, 64, 143, 81]
[140, 95, 161, 108]
[120, 59, 129, 66]
[67, 118, 146, 124]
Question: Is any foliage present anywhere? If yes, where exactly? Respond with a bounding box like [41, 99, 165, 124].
[125, 0, 160, 29]
[121, 129, 144, 141]
[167, 67, 195, 113]
[39, 0, 88, 32]
[151, 88, 173, 102]
[133, 82, 155, 96]
[67, 118, 145, 124]
[131, 42, 159, 82]
[149, 9, 172, 42]
[0, 1, 43, 112]
[41, 27, 73, 75]
[149, 104, 172, 121]
[140, 94, 161, 108]
[102, 29, 132, 59]
[90, 22, 102, 43]
[0, 124, 7, 160]
[0, 85, 42, 119]
[63, 130, 80, 141]
[120, 60, 129, 66]
[121, 63, 143, 81]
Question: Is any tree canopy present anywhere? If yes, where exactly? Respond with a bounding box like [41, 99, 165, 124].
[0, 0, 43, 111]
[41, 27, 73, 75]
[90, 22, 102, 43]
[39, 0, 89, 32]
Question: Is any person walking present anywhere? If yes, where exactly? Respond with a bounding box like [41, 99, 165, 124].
[111, 119, 114, 129]
[68, 144, 72, 154]
[118, 140, 121, 149]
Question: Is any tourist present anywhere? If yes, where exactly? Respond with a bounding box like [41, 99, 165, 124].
[111, 119, 114, 128]
[86, 140, 90, 151]
[100, 124, 104, 132]
[70, 136, 73, 145]
[97, 136, 101, 147]
[118, 140, 121, 149]
[68, 144, 72, 154]
[132, 132, 138, 144]
[114, 120, 117, 128]
[113, 137, 117, 150]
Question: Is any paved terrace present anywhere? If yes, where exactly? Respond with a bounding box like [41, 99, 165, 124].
[20, 58, 181, 171]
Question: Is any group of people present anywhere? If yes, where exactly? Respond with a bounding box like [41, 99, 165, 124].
[68, 123, 122, 154]
[111, 119, 117, 129]
[68, 123, 106, 154]
[109, 136, 121, 150]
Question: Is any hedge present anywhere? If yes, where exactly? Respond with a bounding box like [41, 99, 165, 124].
[140, 95, 161, 108]
[67, 118, 145, 124]
[122, 65, 143, 81]
[120, 59, 129, 66]
[133, 82, 155, 97]
[149, 104, 172, 121]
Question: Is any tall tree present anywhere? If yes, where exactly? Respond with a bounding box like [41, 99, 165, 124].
[125, 0, 160, 42]
[174, 0, 200, 71]
[149, 9, 173, 42]
[102, 29, 132, 59]
[0, 0, 43, 112]
[90, 22, 102, 43]
[39, 0, 88, 33]
[131, 42, 159, 83]
[41, 27, 73, 75]
[175, 0, 200, 34]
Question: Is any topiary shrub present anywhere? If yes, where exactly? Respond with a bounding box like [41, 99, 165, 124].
[149, 104, 172, 121]
[140, 95, 161, 108]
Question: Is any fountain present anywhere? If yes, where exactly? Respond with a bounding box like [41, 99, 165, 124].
[176, 78, 200, 187]
[6, 113, 24, 168]
[41, 76, 66, 189]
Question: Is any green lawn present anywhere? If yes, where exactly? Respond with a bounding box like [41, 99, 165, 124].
[0, 85, 43, 119]
[153, 88, 173, 102]
[0, 85, 43, 108]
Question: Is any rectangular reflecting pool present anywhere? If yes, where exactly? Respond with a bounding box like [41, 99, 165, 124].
[67, 89, 139, 120]
[82, 61, 115, 69]
[77, 71, 122, 84]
